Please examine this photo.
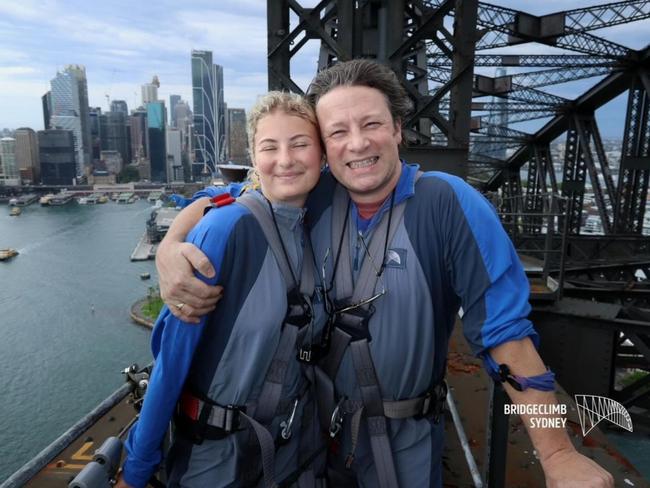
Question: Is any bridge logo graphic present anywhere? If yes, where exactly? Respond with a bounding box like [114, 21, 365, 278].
[574, 395, 633, 437]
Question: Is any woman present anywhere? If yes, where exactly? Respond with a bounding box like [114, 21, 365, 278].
[117, 92, 325, 488]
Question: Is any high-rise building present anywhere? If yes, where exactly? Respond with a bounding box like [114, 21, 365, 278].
[141, 75, 160, 105]
[89, 107, 102, 162]
[38, 130, 76, 185]
[0, 137, 20, 186]
[130, 109, 148, 162]
[42, 91, 52, 130]
[228, 108, 248, 164]
[14, 128, 40, 184]
[166, 127, 182, 182]
[169, 95, 181, 127]
[191, 50, 226, 178]
[487, 67, 509, 161]
[110, 100, 128, 115]
[147, 101, 167, 182]
[50, 65, 91, 177]
[100, 111, 130, 167]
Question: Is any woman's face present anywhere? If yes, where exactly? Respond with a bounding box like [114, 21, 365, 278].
[253, 110, 322, 207]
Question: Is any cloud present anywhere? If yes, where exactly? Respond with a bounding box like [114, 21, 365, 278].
[0, 67, 40, 77]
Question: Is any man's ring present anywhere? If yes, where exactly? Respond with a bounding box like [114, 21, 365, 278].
[176, 302, 185, 310]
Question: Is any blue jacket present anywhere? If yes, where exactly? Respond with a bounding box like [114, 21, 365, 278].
[122, 191, 321, 488]
[183, 162, 537, 487]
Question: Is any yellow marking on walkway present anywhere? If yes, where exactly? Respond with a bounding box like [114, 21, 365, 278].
[71, 441, 94, 461]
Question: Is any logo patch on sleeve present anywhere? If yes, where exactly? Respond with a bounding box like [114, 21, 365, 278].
[384, 248, 407, 269]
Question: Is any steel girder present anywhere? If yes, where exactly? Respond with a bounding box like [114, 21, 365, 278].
[614, 74, 650, 233]
[268, 0, 479, 177]
[428, 54, 619, 68]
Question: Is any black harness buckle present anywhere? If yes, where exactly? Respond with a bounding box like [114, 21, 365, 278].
[418, 380, 448, 423]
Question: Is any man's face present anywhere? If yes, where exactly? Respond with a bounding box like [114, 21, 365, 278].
[316, 85, 402, 203]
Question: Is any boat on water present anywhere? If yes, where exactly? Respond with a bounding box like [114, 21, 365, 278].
[39, 194, 55, 206]
[147, 191, 163, 202]
[10, 206, 22, 216]
[97, 194, 109, 204]
[117, 192, 137, 204]
[49, 192, 74, 206]
[9, 193, 39, 207]
[0, 248, 19, 261]
[77, 196, 89, 205]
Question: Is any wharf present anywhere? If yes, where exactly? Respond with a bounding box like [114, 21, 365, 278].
[130, 233, 155, 261]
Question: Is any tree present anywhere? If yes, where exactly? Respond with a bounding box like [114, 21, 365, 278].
[118, 165, 140, 183]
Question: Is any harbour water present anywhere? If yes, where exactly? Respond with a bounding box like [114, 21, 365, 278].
[0, 201, 154, 482]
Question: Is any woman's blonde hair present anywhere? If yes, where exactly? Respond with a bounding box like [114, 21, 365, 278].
[246, 91, 321, 186]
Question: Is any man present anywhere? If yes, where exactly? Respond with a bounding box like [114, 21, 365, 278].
[156, 59, 613, 487]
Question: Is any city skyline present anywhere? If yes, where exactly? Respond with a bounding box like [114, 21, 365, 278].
[0, 0, 648, 137]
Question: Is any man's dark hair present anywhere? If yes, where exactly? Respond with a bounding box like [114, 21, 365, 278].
[306, 59, 413, 125]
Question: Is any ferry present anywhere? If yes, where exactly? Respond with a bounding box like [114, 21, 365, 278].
[49, 192, 74, 206]
[10, 206, 22, 216]
[9, 194, 39, 207]
[117, 192, 137, 204]
[39, 194, 55, 206]
[97, 194, 109, 204]
[0, 248, 19, 261]
[147, 191, 163, 202]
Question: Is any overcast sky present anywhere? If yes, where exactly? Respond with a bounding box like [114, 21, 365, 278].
[0, 0, 648, 137]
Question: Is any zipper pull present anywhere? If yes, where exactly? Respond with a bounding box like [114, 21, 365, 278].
[353, 231, 362, 271]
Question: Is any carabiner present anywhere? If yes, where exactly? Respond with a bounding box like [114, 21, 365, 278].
[329, 397, 346, 438]
[280, 398, 300, 440]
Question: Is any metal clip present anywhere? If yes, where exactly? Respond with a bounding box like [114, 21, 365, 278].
[329, 397, 346, 438]
[280, 398, 300, 440]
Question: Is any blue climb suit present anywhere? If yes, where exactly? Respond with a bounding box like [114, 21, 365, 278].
[181, 161, 538, 487]
[122, 190, 325, 488]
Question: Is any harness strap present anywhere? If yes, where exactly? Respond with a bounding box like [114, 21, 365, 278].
[235, 191, 318, 486]
[350, 339, 400, 488]
[237, 192, 315, 295]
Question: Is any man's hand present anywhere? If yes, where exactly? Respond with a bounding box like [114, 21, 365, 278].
[541, 446, 614, 488]
[156, 240, 223, 323]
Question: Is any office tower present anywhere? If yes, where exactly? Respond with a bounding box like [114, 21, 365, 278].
[100, 111, 130, 167]
[228, 108, 248, 164]
[166, 127, 182, 182]
[110, 100, 128, 115]
[42, 91, 52, 130]
[38, 130, 76, 185]
[14, 128, 40, 184]
[50, 65, 91, 177]
[487, 67, 509, 161]
[147, 101, 167, 182]
[169, 95, 181, 127]
[100, 150, 123, 175]
[0, 137, 20, 186]
[130, 109, 148, 162]
[191, 50, 226, 178]
[141, 75, 159, 105]
[89, 107, 102, 162]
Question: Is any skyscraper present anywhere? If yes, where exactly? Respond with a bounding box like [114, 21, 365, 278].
[142, 75, 159, 105]
[0, 137, 20, 186]
[100, 111, 130, 167]
[228, 108, 248, 164]
[166, 127, 182, 182]
[110, 100, 128, 115]
[191, 50, 226, 178]
[38, 130, 77, 185]
[147, 101, 167, 182]
[130, 109, 148, 162]
[14, 128, 40, 184]
[50, 65, 91, 177]
[169, 94, 181, 127]
[89, 107, 102, 162]
[42, 91, 52, 130]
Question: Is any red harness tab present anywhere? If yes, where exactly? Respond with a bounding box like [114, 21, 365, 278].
[180, 390, 200, 420]
[210, 193, 236, 207]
